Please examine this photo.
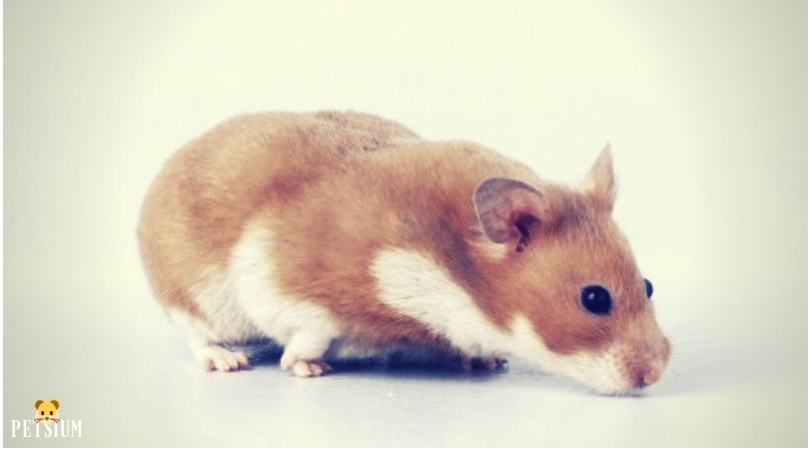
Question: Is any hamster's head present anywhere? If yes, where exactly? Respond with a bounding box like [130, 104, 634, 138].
[34, 399, 60, 422]
[473, 146, 670, 394]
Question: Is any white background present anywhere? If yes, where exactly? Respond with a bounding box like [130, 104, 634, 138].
[4, 0, 807, 446]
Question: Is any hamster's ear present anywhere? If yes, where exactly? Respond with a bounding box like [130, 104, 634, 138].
[50, 399, 59, 410]
[35, 399, 45, 410]
[473, 178, 549, 252]
[581, 144, 616, 212]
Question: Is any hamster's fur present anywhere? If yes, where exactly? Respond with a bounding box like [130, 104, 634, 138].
[138, 111, 670, 394]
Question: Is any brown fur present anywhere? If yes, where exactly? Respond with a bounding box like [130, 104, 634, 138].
[138, 112, 420, 318]
[138, 111, 669, 381]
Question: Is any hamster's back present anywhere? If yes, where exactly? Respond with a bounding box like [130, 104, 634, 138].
[137, 112, 421, 314]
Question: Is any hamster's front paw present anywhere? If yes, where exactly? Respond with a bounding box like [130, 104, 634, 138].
[278, 331, 335, 377]
[285, 359, 333, 377]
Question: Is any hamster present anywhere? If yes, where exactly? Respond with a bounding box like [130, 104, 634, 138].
[137, 111, 670, 394]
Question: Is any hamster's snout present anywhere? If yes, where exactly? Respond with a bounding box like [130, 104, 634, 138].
[635, 364, 660, 388]
[629, 360, 665, 389]
[624, 334, 671, 391]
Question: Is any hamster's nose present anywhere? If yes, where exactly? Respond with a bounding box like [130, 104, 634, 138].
[632, 365, 663, 389]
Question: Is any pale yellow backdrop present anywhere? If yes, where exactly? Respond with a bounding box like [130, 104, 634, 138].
[4, 0, 807, 446]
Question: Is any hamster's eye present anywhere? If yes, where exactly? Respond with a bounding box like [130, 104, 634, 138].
[581, 285, 612, 315]
[644, 279, 653, 298]
[50, 411, 53, 416]
[40, 411, 44, 416]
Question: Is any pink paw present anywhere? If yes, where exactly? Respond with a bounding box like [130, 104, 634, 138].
[197, 346, 251, 372]
[288, 359, 333, 377]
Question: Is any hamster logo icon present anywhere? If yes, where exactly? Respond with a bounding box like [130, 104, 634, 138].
[10, 398, 81, 438]
[34, 399, 60, 424]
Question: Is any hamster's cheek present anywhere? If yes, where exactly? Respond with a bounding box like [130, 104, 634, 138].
[553, 347, 631, 395]
[558, 339, 671, 395]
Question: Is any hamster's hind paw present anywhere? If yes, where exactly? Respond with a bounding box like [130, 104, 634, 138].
[196, 345, 251, 372]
